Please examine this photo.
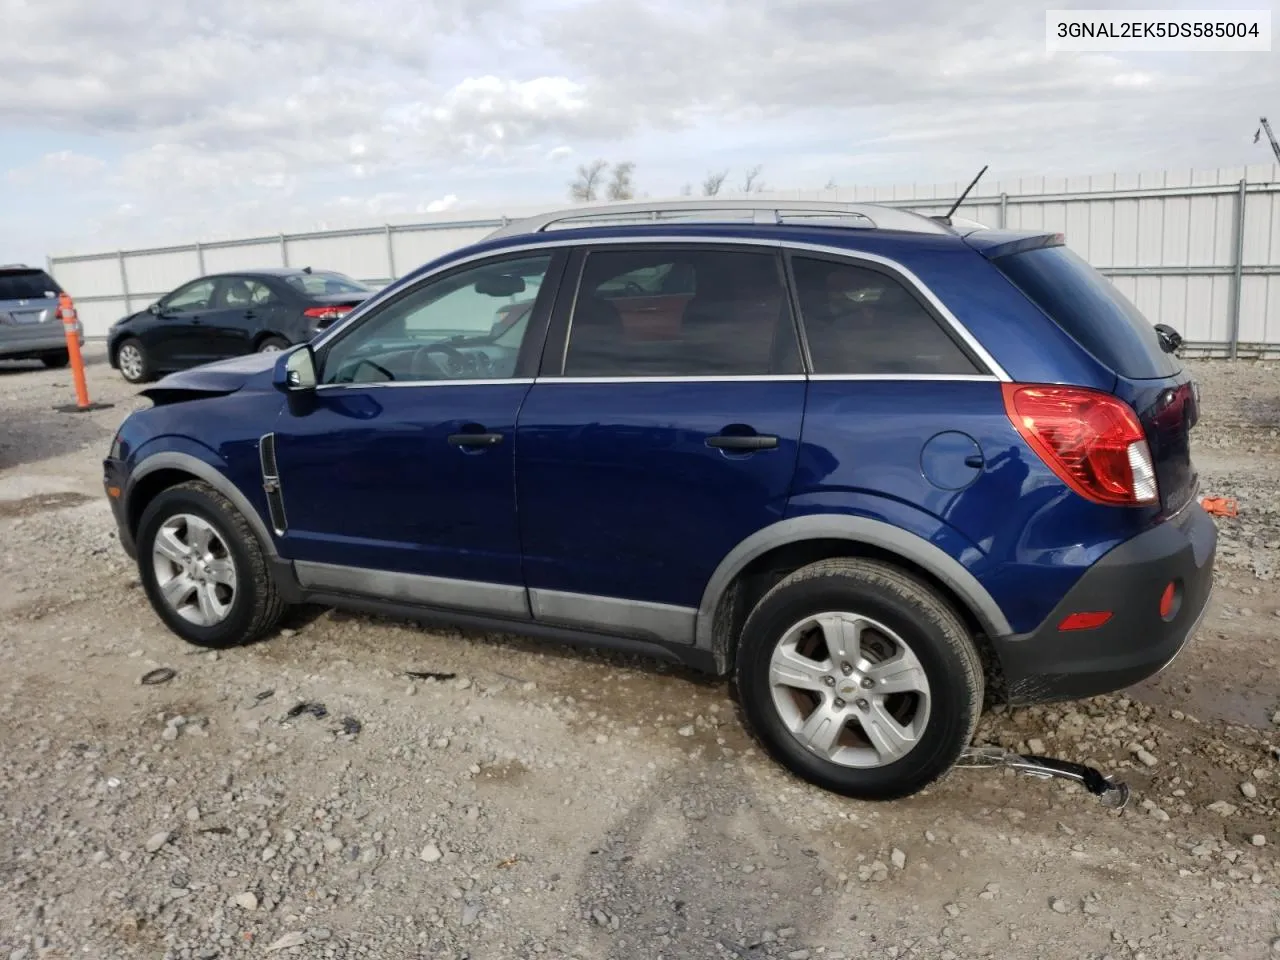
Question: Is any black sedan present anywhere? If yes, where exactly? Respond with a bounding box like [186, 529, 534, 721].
[106, 268, 372, 383]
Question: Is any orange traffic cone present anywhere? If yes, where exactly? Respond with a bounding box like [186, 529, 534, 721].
[53, 291, 113, 413]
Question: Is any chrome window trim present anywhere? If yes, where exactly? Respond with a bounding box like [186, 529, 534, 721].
[307, 234, 1010, 382]
[807, 373, 1000, 383]
[534, 374, 807, 385]
[314, 377, 534, 392]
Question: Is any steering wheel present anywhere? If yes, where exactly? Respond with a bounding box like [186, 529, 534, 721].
[622, 281, 645, 295]
[411, 342, 470, 378]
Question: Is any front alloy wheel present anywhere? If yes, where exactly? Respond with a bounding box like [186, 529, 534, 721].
[135, 480, 287, 648]
[151, 514, 238, 626]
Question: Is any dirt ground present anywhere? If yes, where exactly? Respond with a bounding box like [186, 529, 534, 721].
[1, 346, 1277, 960]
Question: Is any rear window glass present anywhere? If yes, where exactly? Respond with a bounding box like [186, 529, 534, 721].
[284, 272, 370, 296]
[994, 245, 1179, 380]
[0, 270, 61, 301]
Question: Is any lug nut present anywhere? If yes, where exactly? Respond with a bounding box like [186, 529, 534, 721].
[840, 662, 853, 675]
[855, 698, 870, 711]
[833, 698, 846, 709]
[823, 675, 836, 686]
[860, 677, 875, 689]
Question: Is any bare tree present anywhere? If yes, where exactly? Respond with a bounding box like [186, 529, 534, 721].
[569, 159, 608, 202]
[701, 169, 729, 197]
[679, 182, 693, 197]
[741, 164, 764, 193]
[823, 177, 838, 191]
[606, 161, 636, 201]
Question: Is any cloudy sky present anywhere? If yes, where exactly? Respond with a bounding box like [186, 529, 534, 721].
[1, 0, 1276, 264]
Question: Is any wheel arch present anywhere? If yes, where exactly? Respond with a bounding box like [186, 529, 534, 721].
[126, 451, 278, 558]
[252, 330, 292, 350]
[695, 515, 1011, 675]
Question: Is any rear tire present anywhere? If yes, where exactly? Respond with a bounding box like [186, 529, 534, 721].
[135, 480, 287, 648]
[116, 338, 151, 383]
[735, 558, 983, 800]
[41, 350, 69, 369]
[257, 336, 290, 353]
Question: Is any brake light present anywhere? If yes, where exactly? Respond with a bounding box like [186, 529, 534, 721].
[1002, 383, 1158, 506]
[304, 305, 354, 323]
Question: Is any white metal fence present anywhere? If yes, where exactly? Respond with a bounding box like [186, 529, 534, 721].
[50, 164, 1280, 355]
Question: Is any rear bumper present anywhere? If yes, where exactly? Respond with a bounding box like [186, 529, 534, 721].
[0, 330, 78, 359]
[992, 501, 1217, 704]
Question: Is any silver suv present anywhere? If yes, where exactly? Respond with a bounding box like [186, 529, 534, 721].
[0, 265, 80, 368]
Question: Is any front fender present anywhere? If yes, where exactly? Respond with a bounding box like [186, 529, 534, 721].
[124, 438, 278, 559]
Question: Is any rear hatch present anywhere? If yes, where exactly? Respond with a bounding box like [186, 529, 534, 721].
[986, 239, 1199, 516]
[0, 268, 63, 327]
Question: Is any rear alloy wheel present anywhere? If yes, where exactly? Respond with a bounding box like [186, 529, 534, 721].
[136, 480, 286, 648]
[736, 558, 984, 800]
[117, 339, 150, 383]
[257, 336, 290, 353]
[41, 350, 69, 369]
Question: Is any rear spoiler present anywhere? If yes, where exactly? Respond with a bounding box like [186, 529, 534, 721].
[963, 231, 1066, 260]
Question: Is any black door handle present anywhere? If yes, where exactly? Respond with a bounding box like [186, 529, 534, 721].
[706, 434, 779, 451]
[448, 432, 503, 448]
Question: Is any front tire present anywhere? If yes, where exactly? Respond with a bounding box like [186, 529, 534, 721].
[116, 338, 151, 383]
[135, 480, 286, 648]
[41, 350, 69, 369]
[257, 336, 290, 353]
[735, 558, 983, 801]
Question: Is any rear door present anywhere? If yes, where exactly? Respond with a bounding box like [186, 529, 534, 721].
[514, 243, 806, 644]
[991, 243, 1199, 516]
[216, 276, 289, 355]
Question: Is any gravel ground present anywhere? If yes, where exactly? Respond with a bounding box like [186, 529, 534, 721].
[1, 346, 1278, 960]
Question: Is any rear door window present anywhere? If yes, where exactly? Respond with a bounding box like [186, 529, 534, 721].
[992, 244, 1179, 380]
[0, 270, 61, 301]
[562, 248, 800, 377]
[789, 256, 980, 375]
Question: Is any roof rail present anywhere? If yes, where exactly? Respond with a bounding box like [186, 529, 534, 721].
[483, 199, 954, 240]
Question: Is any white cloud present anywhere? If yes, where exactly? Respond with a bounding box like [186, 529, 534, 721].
[1, 0, 1276, 262]
[423, 194, 460, 213]
[6, 149, 106, 183]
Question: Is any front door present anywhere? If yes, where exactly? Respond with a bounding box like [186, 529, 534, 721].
[514, 244, 807, 644]
[271, 251, 564, 618]
[154, 278, 221, 367]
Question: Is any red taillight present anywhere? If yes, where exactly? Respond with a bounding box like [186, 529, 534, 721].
[304, 305, 354, 322]
[1058, 611, 1113, 631]
[1002, 383, 1158, 507]
[1159, 582, 1176, 619]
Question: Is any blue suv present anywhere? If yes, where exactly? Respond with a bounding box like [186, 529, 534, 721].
[103, 200, 1215, 800]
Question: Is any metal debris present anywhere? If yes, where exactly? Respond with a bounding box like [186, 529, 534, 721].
[339, 717, 362, 736]
[285, 702, 328, 720]
[140, 667, 176, 686]
[958, 745, 1130, 810]
[405, 670, 456, 681]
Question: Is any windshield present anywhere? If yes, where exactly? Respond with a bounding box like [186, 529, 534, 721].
[0, 270, 61, 301]
[284, 272, 370, 297]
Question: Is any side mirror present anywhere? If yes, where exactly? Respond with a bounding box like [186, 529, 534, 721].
[274, 344, 318, 415]
[148, 302, 162, 316]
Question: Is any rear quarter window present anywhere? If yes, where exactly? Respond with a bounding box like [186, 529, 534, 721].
[993, 245, 1179, 380]
[0, 270, 62, 300]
